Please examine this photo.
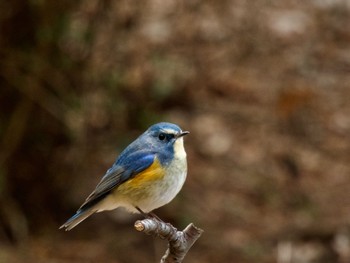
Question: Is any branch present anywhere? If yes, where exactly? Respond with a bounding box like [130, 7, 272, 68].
[134, 219, 203, 263]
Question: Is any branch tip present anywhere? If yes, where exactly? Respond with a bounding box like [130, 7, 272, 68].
[134, 220, 145, 231]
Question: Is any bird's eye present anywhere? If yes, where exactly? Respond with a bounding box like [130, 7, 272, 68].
[158, 133, 166, 141]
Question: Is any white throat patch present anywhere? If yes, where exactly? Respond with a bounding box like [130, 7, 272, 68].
[174, 137, 187, 159]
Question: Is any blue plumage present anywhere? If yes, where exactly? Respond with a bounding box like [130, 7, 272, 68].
[60, 122, 189, 231]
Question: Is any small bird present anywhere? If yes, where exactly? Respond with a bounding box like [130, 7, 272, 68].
[60, 122, 189, 231]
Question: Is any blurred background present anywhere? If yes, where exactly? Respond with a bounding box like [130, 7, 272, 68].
[1, 0, 350, 262]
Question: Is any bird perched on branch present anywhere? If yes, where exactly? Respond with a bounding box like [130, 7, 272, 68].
[60, 122, 189, 231]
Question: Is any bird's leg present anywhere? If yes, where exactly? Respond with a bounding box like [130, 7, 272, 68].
[135, 206, 148, 217]
[148, 211, 163, 222]
[135, 206, 163, 222]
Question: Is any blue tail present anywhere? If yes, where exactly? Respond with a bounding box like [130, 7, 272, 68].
[59, 207, 96, 231]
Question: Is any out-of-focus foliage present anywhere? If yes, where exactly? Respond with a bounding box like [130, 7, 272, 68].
[1, 0, 350, 262]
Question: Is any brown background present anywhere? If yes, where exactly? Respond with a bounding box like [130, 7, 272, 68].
[1, 1, 350, 262]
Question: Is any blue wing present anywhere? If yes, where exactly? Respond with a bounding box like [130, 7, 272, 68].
[78, 152, 155, 211]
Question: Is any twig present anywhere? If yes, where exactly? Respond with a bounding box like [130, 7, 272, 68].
[134, 219, 203, 263]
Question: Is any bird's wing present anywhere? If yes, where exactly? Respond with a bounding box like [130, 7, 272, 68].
[78, 152, 155, 211]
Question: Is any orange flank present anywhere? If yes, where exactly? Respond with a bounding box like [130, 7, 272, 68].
[121, 157, 165, 189]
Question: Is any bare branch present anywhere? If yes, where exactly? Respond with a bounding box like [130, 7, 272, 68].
[134, 219, 203, 263]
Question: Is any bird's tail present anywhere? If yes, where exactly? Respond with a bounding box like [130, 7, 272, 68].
[59, 207, 96, 231]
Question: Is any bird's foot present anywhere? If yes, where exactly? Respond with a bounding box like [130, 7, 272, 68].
[135, 206, 164, 223]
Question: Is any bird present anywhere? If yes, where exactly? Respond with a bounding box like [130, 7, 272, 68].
[60, 122, 189, 231]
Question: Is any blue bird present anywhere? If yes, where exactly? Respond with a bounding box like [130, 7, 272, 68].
[60, 122, 189, 231]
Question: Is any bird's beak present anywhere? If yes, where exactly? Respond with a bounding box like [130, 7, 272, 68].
[176, 131, 190, 139]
